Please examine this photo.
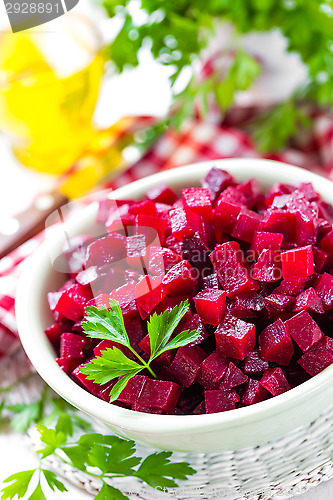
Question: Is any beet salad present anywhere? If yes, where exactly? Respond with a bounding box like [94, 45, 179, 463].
[46, 167, 333, 415]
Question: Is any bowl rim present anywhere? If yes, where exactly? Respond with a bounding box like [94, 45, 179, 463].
[15, 158, 333, 436]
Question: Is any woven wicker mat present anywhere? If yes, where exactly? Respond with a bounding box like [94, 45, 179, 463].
[2, 350, 333, 500]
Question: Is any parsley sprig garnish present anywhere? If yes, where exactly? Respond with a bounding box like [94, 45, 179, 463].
[81, 299, 200, 402]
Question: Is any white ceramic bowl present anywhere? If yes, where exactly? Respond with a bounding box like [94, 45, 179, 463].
[16, 158, 333, 453]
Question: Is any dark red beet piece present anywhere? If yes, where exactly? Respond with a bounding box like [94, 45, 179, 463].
[298, 341, 333, 376]
[137, 378, 181, 414]
[215, 314, 256, 360]
[192, 400, 206, 414]
[235, 179, 263, 209]
[231, 209, 263, 244]
[285, 310, 323, 352]
[194, 288, 226, 325]
[97, 380, 117, 402]
[259, 318, 294, 365]
[201, 273, 219, 290]
[148, 246, 181, 275]
[162, 260, 198, 296]
[219, 362, 248, 389]
[106, 206, 136, 234]
[86, 233, 126, 268]
[210, 241, 258, 299]
[60, 332, 85, 359]
[252, 250, 282, 282]
[135, 276, 167, 319]
[314, 273, 333, 310]
[182, 188, 213, 220]
[167, 346, 207, 387]
[230, 291, 265, 320]
[205, 389, 240, 413]
[243, 350, 269, 377]
[135, 214, 167, 245]
[260, 368, 291, 396]
[128, 200, 158, 217]
[169, 208, 201, 241]
[117, 375, 147, 405]
[72, 363, 109, 396]
[145, 183, 178, 205]
[126, 234, 147, 269]
[182, 233, 210, 270]
[45, 320, 73, 348]
[313, 247, 330, 273]
[241, 379, 270, 406]
[56, 356, 82, 374]
[251, 231, 284, 257]
[262, 208, 296, 243]
[197, 351, 229, 389]
[109, 281, 138, 319]
[93, 340, 131, 359]
[165, 235, 183, 256]
[131, 404, 163, 414]
[124, 317, 147, 352]
[264, 293, 295, 313]
[264, 183, 293, 207]
[293, 287, 325, 314]
[213, 200, 242, 235]
[178, 313, 209, 346]
[201, 167, 234, 201]
[281, 245, 314, 284]
[48, 283, 92, 322]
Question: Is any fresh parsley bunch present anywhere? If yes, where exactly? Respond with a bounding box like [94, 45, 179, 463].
[81, 298, 201, 401]
[102, 0, 333, 151]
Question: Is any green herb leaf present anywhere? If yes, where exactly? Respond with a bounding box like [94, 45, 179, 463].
[88, 440, 141, 475]
[95, 482, 128, 500]
[1, 470, 36, 500]
[83, 300, 130, 347]
[158, 329, 201, 353]
[42, 470, 67, 493]
[147, 300, 191, 359]
[36, 425, 67, 458]
[28, 483, 46, 500]
[135, 451, 196, 489]
[6, 403, 41, 433]
[80, 347, 142, 385]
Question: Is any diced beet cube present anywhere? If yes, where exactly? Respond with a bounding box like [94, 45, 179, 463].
[213, 200, 242, 235]
[284, 310, 323, 352]
[262, 208, 296, 242]
[264, 293, 295, 313]
[192, 401, 206, 414]
[298, 183, 319, 202]
[162, 260, 198, 296]
[105, 205, 136, 234]
[264, 183, 293, 207]
[314, 273, 333, 310]
[138, 334, 150, 355]
[60, 332, 85, 359]
[128, 200, 158, 217]
[86, 293, 111, 309]
[182, 188, 212, 220]
[63, 236, 91, 274]
[56, 356, 82, 374]
[231, 209, 263, 244]
[313, 247, 330, 273]
[201, 273, 219, 290]
[252, 250, 282, 282]
[241, 379, 269, 406]
[126, 235, 147, 269]
[135, 276, 167, 319]
[131, 403, 163, 414]
[165, 235, 183, 255]
[274, 278, 308, 296]
[138, 378, 181, 414]
[135, 214, 167, 245]
[230, 291, 265, 320]
[205, 389, 240, 413]
[178, 313, 209, 346]
[293, 287, 324, 314]
[169, 208, 201, 241]
[201, 167, 234, 201]
[259, 318, 294, 365]
[251, 231, 284, 257]
[319, 229, 333, 264]
[217, 185, 247, 205]
[86, 234, 126, 268]
[145, 183, 178, 205]
[235, 179, 263, 209]
[117, 375, 147, 405]
[197, 351, 229, 389]
[155, 203, 172, 217]
[48, 283, 92, 322]
[260, 367, 291, 396]
[159, 350, 176, 366]
[45, 320, 73, 348]
[243, 350, 269, 377]
[148, 246, 181, 276]
[167, 346, 207, 387]
[72, 362, 109, 396]
[215, 314, 256, 360]
[281, 245, 314, 284]
[124, 317, 147, 352]
[76, 266, 126, 294]
[317, 218, 332, 239]
[109, 281, 138, 319]
[298, 342, 333, 376]
[219, 362, 248, 389]
[97, 380, 117, 402]
[210, 241, 258, 299]
[194, 288, 226, 325]
[182, 233, 210, 270]
[93, 340, 131, 358]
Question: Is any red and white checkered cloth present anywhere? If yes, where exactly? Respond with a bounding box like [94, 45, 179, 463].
[1, 110, 333, 355]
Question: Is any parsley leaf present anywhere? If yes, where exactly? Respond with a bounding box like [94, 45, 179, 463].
[41, 470, 67, 493]
[1, 470, 36, 500]
[36, 425, 67, 458]
[95, 482, 128, 500]
[28, 484, 45, 500]
[135, 451, 196, 489]
[6, 403, 41, 433]
[81, 299, 201, 401]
